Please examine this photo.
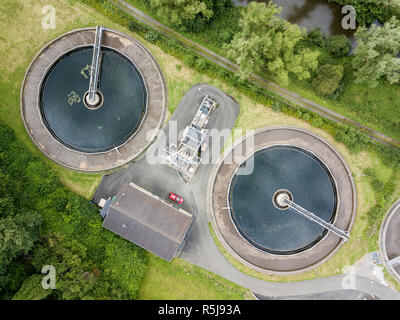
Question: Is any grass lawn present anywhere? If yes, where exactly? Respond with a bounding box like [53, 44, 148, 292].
[138, 253, 253, 300]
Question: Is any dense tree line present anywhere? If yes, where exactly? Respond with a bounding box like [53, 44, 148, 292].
[225, 2, 320, 84]
[0, 123, 147, 300]
[133, 0, 400, 96]
[331, 0, 400, 24]
[224, 1, 400, 96]
[137, 0, 232, 31]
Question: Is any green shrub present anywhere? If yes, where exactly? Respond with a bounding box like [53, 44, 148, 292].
[333, 125, 368, 153]
[128, 19, 143, 32]
[312, 64, 344, 97]
[326, 35, 352, 57]
[182, 54, 196, 67]
[311, 116, 324, 128]
[271, 101, 284, 112]
[195, 57, 208, 71]
[144, 30, 160, 42]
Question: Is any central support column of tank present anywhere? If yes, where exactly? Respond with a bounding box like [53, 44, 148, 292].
[273, 191, 350, 241]
[86, 25, 105, 108]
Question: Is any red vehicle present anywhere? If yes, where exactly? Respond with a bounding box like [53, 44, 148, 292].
[169, 192, 184, 204]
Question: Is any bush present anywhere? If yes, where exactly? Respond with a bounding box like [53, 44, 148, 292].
[333, 125, 368, 153]
[182, 54, 196, 67]
[144, 30, 160, 42]
[271, 101, 284, 112]
[312, 64, 344, 97]
[195, 57, 208, 71]
[306, 28, 326, 47]
[326, 35, 352, 57]
[311, 116, 324, 128]
[128, 19, 143, 32]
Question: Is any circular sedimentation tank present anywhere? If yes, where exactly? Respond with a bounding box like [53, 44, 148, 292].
[211, 127, 356, 274]
[229, 145, 338, 255]
[379, 199, 400, 284]
[40, 46, 147, 153]
[21, 27, 166, 171]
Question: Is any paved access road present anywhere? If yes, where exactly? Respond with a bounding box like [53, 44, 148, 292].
[255, 290, 379, 300]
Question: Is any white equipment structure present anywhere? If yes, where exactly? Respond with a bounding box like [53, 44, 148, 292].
[161, 96, 217, 181]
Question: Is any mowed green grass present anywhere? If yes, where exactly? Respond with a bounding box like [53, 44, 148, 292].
[138, 253, 253, 300]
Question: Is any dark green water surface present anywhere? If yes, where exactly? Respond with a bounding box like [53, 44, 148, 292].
[40, 47, 147, 153]
[229, 145, 337, 255]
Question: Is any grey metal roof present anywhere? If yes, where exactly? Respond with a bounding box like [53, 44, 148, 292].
[102, 183, 193, 261]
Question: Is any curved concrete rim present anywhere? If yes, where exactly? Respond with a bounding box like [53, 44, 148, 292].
[208, 126, 357, 275]
[20, 27, 166, 172]
[379, 198, 400, 284]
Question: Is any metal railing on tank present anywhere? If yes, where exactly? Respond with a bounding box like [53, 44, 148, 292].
[87, 26, 105, 106]
[281, 197, 350, 241]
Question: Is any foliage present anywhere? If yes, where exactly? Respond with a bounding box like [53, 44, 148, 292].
[333, 125, 369, 153]
[12, 275, 52, 300]
[304, 28, 326, 48]
[352, 16, 400, 88]
[81, 0, 400, 154]
[146, 0, 213, 30]
[137, 0, 232, 32]
[312, 64, 344, 96]
[144, 30, 160, 42]
[0, 123, 147, 299]
[363, 167, 398, 236]
[326, 35, 352, 57]
[225, 2, 320, 84]
[331, 0, 400, 25]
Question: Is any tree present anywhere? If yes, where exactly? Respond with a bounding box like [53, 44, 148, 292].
[12, 275, 52, 300]
[225, 2, 320, 84]
[0, 169, 43, 295]
[326, 35, 352, 57]
[306, 28, 326, 47]
[13, 233, 128, 300]
[312, 64, 344, 96]
[0, 123, 147, 299]
[149, 0, 213, 29]
[352, 16, 400, 88]
[333, 0, 400, 25]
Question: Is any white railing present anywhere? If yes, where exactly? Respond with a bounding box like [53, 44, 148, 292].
[283, 198, 350, 241]
[88, 26, 104, 102]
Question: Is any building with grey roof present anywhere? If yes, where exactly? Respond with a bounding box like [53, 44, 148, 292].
[101, 182, 193, 261]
